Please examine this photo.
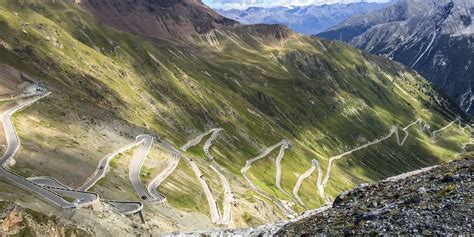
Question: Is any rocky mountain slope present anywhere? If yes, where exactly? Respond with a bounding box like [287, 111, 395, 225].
[79, 0, 237, 40]
[0, 200, 91, 236]
[319, 0, 474, 114]
[216, 2, 393, 35]
[277, 155, 473, 235]
[0, 0, 471, 234]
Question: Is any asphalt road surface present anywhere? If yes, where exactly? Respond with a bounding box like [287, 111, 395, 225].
[241, 140, 297, 218]
[80, 138, 143, 191]
[203, 128, 233, 225]
[0, 93, 78, 208]
[129, 134, 156, 201]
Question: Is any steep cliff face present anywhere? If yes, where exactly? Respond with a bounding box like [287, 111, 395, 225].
[319, 0, 474, 114]
[78, 0, 237, 40]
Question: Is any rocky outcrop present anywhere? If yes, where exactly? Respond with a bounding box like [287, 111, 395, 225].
[0, 201, 91, 236]
[235, 24, 293, 46]
[277, 157, 473, 235]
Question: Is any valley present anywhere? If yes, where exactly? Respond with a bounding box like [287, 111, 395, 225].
[0, 86, 470, 233]
[216, 2, 393, 35]
[0, 0, 471, 235]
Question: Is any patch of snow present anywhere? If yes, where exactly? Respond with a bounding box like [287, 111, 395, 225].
[411, 32, 437, 68]
[432, 54, 449, 67]
[459, 88, 474, 113]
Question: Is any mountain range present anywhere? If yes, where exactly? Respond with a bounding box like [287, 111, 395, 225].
[319, 0, 474, 114]
[216, 2, 395, 35]
[0, 0, 470, 235]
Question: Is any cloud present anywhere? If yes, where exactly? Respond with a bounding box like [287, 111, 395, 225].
[203, 0, 392, 9]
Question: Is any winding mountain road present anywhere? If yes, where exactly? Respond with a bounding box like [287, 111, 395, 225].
[245, 116, 469, 215]
[2, 91, 471, 223]
[181, 128, 226, 224]
[28, 176, 69, 189]
[317, 128, 397, 199]
[458, 120, 472, 135]
[203, 129, 223, 163]
[74, 136, 150, 214]
[292, 159, 320, 207]
[274, 140, 298, 205]
[39, 186, 98, 208]
[80, 138, 144, 191]
[241, 140, 297, 218]
[103, 200, 144, 215]
[28, 175, 141, 214]
[317, 117, 465, 199]
[432, 118, 460, 138]
[184, 154, 221, 224]
[167, 160, 462, 237]
[181, 128, 219, 151]
[28, 176, 100, 208]
[147, 141, 181, 203]
[203, 128, 233, 225]
[0, 93, 98, 208]
[29, 176, 143, 213]
[128, 134, 156, 201]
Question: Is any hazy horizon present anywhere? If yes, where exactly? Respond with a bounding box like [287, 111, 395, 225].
[203, 0, 392, 10]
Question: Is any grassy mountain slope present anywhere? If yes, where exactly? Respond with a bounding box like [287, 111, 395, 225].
[318, 0, 474, 114]
[0, 0, 470, 232]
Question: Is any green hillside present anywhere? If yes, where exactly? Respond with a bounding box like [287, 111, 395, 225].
[0, 0, 470, 232]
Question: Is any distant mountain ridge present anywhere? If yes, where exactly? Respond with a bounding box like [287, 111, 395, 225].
[79, 0, 238, 40]
[319, 0, 474, 114]
[216, 2, 395, 35]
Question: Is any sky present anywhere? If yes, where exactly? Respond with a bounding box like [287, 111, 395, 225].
[203, 0, 392, 9]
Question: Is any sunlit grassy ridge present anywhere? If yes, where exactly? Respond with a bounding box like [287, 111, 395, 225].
[0, 0, 469, 227]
